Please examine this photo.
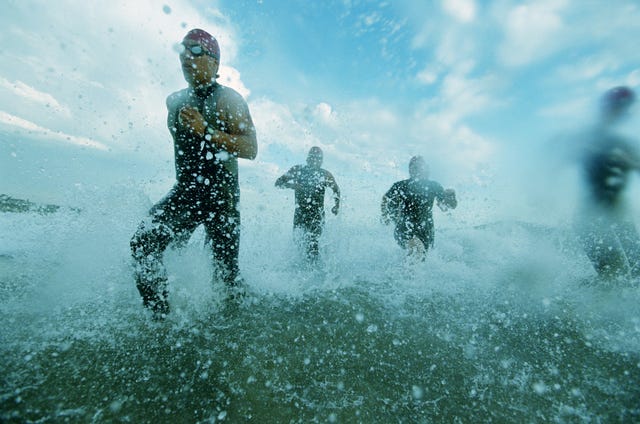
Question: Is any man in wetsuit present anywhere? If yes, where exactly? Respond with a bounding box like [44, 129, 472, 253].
[130, 29, 257, 317]
[381, 156, 457, 258]
[275, 147, 340, 262]
[576, 86, 640, 279]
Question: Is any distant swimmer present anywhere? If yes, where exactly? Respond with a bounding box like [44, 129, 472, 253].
[275, 147, 341, 262]
[381, 155, 457, 259]
[575, 86, 640, 279]
[130, 29, 258, 318]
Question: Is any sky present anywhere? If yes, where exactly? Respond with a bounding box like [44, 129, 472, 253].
[1, 0, 639, 224]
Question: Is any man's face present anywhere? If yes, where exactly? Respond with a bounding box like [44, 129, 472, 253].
[603, 103, 633, 124]
[180, 41, 219, 87]
[409, 157, 428, 179]
[307, 148, 323, 168]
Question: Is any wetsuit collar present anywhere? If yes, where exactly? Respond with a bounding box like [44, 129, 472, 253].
[192, 82, 218, 99]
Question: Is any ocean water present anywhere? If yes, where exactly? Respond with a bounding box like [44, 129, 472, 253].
[1, 185, 639, 423]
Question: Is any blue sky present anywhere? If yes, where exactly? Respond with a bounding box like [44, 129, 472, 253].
[1, 0, 639, 222]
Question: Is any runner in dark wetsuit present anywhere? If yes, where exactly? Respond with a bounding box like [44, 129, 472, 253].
[576, 86, 640, 279]
[381, 156, 457, 257]
[275, 147, 340, 262]
[130, 29, 257, 317]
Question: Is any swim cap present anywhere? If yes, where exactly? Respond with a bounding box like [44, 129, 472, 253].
[183, 29, 220, 60]
[602, 86, 635, 113]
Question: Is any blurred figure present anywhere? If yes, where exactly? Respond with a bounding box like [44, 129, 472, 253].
[275, 147, 341, 262]
[130, 29, 258, 318]
[575, 86, 640, 279]
[381, 156, 457, 259]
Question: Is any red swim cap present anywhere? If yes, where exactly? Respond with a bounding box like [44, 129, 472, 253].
[183, 29, 220, 60]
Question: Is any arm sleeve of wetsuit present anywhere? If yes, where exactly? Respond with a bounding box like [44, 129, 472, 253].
[326, 172, 340, 205]
[435, 182, 457, 210]
[275, 166, 299, 189]
[381, 184, 399, 223]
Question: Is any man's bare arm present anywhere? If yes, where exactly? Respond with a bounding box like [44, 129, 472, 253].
[210, 90, 257, 159]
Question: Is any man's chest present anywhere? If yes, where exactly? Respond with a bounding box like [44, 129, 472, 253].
[172, 93, 227, 128]
[401, 185, 434, 208]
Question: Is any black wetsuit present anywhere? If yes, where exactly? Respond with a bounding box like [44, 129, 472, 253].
[276, 165, 339, 260]
[131, 83, 246, 313]
[578, 130, 640, 278]
[383, 178, 449, 251]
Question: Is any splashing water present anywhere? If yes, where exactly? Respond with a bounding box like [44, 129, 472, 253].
[1, 183, 639, 423]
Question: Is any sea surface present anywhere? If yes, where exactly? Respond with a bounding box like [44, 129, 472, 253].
[1, 188, 639, 423]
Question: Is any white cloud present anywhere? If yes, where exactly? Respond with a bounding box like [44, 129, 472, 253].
[312, 103, 339, 128]
[363, 12, 381, 27]
[247, 98, 357, 180]
[0, 111, 108, 150]
[555, 55, 618, 82]
[249, 98, 319, 153]
[537, 96, 591, 122]
[0, 77, 71, 118]
[218, 65, 251, 99]
[628, 69, 640, 87]
[416, 68, 439, 85]
[498, 0, 568, 67]
[439, 72, 501, 122]
[442, 0, 477, 23]
[0, 0, 243, 156]
[408, 107, 495, 179]
[248, 91, 495, 187]
[430, 20, 481, 73]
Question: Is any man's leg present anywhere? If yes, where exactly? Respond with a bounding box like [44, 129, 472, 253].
[407, 237, 427, 260]
[131, 187, 195, 316]
[407, 227, 434, 262]
[393, 224, 411, 250]
[306, 233, 319, 262]
[293, 212, 323, 263]
[205, 209, 241, 289]
[580, 222, 629, 279]
[305, 219, 323, 263]
[130, 221, 173, 315]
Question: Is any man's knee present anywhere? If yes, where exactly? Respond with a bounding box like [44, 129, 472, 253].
[130, 221, 173, 259]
